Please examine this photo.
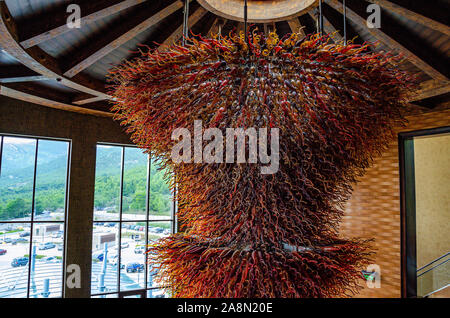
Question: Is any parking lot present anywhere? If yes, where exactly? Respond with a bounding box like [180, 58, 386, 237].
[0, 222, 171, 297]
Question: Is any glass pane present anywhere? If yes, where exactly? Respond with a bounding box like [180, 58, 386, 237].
[147, 288, 169, 298]
[29, 223, 64, 298]
[91, 222, 119, 294]
[149, 159, 173, 220]
[417, 255, 449, 297]
[122, 292, 145, 298]
[34, 140, 69, 221]
[94, 146, 122, 221]
[414, 134, 450, 298]
[120, 222, 146, 291]
[122, 148, 148, 221]
[0, 137, 36, 222]
[92, 293, 118, 298]
[0, 223, 30, 298]
[148, 221, 172, 288]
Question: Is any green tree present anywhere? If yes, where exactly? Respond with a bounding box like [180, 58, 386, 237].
[130, 192, 146, 212]
[5, 198, 28, 219]
[150, 193, 165, 213]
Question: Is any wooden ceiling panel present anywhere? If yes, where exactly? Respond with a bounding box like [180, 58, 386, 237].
[0, 0, 448, 115]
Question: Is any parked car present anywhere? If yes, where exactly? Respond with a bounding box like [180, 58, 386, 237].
[19, 232, 30, 237]
[109, 256, 124, 269]
[0, 249, 6, 255]
[15, 238, 28, 243]
[3, 237, 13, 243]
[11, 257, 28, 267]
[121, 242, 129, 249]
[93, 252, 104, 261]
[51, 232, 62, 238]
[126, 262, 144, 273]
[154, 227, 164, 234]
[134, 246, 146, 254]
[41, 256, 60, 263]
[5, 239, 18, 245]
[57, 244, 63, 251]
[38, 242, 56, 250]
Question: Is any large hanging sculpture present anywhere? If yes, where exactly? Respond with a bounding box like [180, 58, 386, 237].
[108, 30, 414, 297]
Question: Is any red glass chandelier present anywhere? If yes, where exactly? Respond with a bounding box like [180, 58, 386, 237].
[108, 1, 414, 297]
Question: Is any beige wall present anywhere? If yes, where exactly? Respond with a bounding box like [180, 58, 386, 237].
[414, 134, 450, 268]
[340, 108, 450, 298]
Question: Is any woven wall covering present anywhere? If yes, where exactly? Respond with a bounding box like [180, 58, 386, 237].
[341, 108, 450, 298]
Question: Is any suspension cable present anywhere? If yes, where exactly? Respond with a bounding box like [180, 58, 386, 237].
[244, 0, 248, 43]
[343, 0, 347, 44]
[319, 0, 324, 36]
[182, 0, 190, 46]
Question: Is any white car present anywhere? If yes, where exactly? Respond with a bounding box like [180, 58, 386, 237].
[109, 255, 118, 265]
[109, 256, 124, 269]
[41, 256, 60, 263]
[134, 246, 146, 254]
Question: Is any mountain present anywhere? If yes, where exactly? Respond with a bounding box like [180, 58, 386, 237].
[0, 141, 171, 219]
[1, 139, 68, 176]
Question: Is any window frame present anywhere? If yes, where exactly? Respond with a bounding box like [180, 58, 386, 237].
[91, 143, 176, 298]
[398, 126, 450, 298]
[0, 133, 71, 298]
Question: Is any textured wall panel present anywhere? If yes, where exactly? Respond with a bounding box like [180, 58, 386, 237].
[340, 108, 450, 298]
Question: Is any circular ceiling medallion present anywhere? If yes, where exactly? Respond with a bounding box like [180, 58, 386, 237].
[198, 0, 317, 23]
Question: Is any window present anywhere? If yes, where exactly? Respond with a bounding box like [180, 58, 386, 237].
[91, 144, 175, 298]
[400, 127, 450, 298]
[0, 134, 70, 298]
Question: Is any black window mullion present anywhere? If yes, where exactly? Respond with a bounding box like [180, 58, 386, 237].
[26, 139, 39, 298]
[61, 141, 71, 297]
[0, 135, 3, 177]
[117, 146, 125, 293]
[172, 180, 177, 234]
[144, 155, 151, 291]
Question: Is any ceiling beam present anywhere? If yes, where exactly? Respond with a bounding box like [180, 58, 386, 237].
[0, 65, 47, 83]
[327, 0, 448, 81]
[20, 0, 149, 49]
[0, 2, 110, 103]
[207, 17, 224, 37]
[0, 75, 47, 84]
[72, 93, 109, 105]
[308, 11, 343, 43]
[159, 6, 208, 50]
[408, 79, 450, 102]
[366, 0, 450, 36]
[0, 85, 112, 117]
[63, 1, 185, 78]
[287, 18, 306, 36]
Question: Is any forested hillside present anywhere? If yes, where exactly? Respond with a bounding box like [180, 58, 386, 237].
[0, 140, 172, 220]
